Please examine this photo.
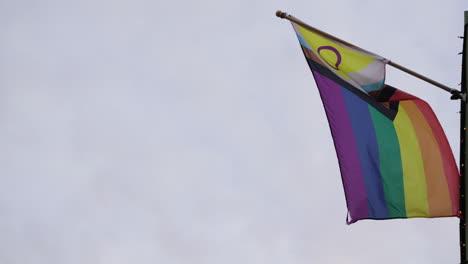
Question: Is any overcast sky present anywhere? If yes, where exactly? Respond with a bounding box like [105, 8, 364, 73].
[2, 0, 468, 263]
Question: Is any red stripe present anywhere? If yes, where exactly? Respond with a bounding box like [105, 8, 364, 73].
[412, 100, 460, 216]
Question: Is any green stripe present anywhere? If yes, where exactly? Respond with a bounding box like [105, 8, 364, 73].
[369, 107, 406, 218]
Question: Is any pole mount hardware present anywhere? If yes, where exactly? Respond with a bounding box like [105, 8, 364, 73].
[450, 89, 466, 102]
[451, 90, 466, 101]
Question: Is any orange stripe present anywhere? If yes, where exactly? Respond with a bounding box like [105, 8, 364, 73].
[402, 101, 452, 216]
[412, 100, 459, 216]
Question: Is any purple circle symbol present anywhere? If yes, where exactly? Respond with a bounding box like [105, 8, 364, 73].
[317, 46, 342, 70]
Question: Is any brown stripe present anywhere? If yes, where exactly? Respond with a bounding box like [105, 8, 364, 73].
[301, 46, 328, 68]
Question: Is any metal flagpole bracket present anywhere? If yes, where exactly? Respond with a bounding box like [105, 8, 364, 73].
[451, 90, 466, 101]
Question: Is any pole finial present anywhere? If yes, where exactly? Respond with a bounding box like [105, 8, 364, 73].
[276, 10, 288, 18]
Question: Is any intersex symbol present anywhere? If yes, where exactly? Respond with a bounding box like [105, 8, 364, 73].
[317, 46, 342, 70]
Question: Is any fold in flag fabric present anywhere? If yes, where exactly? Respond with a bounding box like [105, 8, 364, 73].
[292, 22, 460, 224]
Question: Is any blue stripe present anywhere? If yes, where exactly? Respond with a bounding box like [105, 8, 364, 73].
[296, 34, 312, 49]
[341, 87, 389, 219]
[360, 80, 384, 93]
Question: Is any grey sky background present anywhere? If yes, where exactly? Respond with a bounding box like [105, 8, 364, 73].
[2, 0, 468, 263]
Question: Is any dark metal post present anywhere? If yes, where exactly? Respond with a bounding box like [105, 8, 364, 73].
[460, 11, 468, 264]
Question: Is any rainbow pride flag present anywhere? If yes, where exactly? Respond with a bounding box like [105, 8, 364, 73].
[292, 22, 460, 224]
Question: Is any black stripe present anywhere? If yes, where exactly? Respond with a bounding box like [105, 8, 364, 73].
[389, 101, 399, 112]
[376, 86, 396, 102]
[305, 57, 398, 120]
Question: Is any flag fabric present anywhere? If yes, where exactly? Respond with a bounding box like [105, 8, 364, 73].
[292, 22, 460, 224]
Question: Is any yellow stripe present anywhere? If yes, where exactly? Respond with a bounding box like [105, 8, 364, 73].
[296, 25, 375, 79]
[393, 103, 429, 217]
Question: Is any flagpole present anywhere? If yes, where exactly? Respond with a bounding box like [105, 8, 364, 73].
[460, 11, 468, 264]
[276, 10, 461, 97]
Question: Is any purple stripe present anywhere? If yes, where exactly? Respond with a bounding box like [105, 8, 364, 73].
[312, 71, 369, 223]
